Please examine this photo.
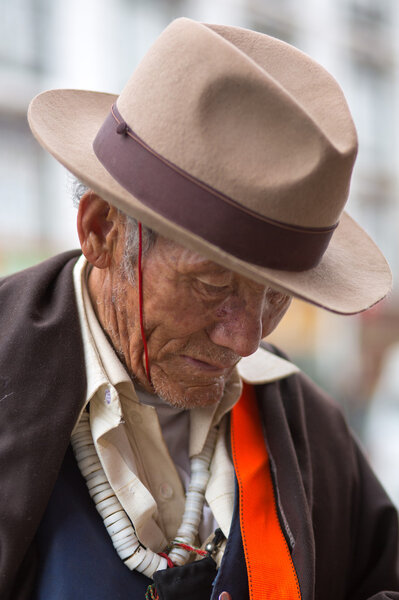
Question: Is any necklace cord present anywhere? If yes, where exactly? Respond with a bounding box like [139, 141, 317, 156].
[158, 552, 175, 569]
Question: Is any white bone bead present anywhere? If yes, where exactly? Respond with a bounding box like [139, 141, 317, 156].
[190, 478, 208, 490]
[141, 553, 166, 578]
[177, 524, 196, 538]
[179, 515, 198, 528]
[86, 468, 104, 481]
[72, 429, 92, 441]
[74, 446, 97, 460]
[107, 515, 131, 536]
[118, 540, 141, 560]
[97, 501, 122, 520]
[75, 411, 89, 422]
[168, 547, 189, 565]
[115, 534, 139, 552]
[124, 545, 147, 570]
[86, 472, 108, 489]
[190, 474, 208, 488]
[80, 463, 102, 478]
[78, 454, 99, 468]
[72, 434, 92, 446]
[92, 487, 114, 502]
[184, 496, 203, 509]
[182, 510, 201, 523]
[73, 418, 88, 427]
[96, 495, 121, 511]
[135, 548, 154, 573]
[72, 440, 93, 452]
[191, 456, 208, 468]
[112, 526, 134, 543]
[72, 425, 91, 437]
[104, 510, 127, 527]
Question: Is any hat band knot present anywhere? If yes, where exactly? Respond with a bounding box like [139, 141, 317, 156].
[93, 104, 338, 272]
[116, 120, 130, 135]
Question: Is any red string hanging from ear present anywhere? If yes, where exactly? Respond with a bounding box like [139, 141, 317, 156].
[138, 222, 152, 385]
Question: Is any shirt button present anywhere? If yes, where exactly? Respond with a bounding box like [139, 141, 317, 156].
[105, 389, 112, 405]
[159, 482, 174, 499]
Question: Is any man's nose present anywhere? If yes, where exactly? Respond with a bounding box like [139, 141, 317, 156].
[207, 292, 264, 357]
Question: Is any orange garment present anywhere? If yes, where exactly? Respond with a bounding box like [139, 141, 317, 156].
[231, 382, 301, 600]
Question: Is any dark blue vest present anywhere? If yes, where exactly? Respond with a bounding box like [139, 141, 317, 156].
[32, 447, 249, 600]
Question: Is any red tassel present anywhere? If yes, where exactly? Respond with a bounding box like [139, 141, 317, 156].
[158, 552, 175, 569]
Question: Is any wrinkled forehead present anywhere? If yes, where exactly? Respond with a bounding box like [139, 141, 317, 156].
[154, 234, 232, 274]
[142, 223, 290, 295]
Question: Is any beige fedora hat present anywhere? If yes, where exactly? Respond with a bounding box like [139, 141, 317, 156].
[28, 17, 391, 314]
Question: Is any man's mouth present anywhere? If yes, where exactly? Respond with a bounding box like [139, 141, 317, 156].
[181, 355, 235, 372]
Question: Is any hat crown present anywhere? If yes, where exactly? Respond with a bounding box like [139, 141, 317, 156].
[117, 18, 358, 229]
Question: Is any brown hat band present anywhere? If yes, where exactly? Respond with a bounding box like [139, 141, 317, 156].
[93, 105, 337, 271]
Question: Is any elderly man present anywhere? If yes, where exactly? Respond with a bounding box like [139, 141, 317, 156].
[0, 17, 398, 600]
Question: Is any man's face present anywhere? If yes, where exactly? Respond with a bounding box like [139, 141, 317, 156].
[91, 224, 291, 409]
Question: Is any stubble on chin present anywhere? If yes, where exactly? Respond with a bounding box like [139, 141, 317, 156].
[150, 371, 227, 409]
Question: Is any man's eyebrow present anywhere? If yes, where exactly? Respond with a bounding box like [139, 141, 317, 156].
[189, 260, 230, 274]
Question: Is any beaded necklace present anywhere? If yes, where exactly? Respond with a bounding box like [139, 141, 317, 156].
[71, 410, 218, 578]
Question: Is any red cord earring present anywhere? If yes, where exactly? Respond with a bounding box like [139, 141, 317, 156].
[138, 222, 152, 385]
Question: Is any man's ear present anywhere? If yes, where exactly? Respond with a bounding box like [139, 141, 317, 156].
[77, 191, 119, 269]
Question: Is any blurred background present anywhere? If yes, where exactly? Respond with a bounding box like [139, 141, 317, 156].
[1, 0, 399, 503]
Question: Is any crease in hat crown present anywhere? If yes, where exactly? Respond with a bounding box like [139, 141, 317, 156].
[116, 17, 358, 230]
[27, 16, 392, 314]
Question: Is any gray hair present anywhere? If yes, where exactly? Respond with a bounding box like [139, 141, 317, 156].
[71, 177, 157, 281]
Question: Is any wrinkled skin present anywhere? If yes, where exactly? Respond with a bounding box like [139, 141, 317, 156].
[78, 192, 291, 409]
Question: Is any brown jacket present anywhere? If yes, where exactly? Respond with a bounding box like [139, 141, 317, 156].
[0, 252, 398, 599]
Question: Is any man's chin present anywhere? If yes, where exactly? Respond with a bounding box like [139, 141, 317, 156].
[152, 376, 226, 409]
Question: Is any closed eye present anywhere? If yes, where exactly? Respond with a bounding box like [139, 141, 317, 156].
[196, 276, 232, 297]
[200, 282, 230, 295]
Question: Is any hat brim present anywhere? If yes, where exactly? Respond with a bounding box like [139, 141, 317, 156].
[28, 89, 392, 315]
